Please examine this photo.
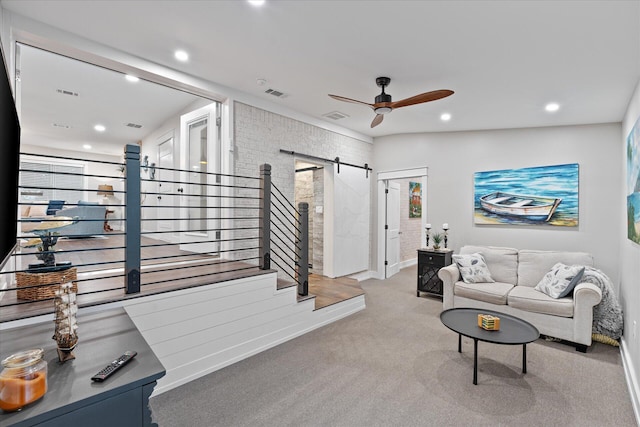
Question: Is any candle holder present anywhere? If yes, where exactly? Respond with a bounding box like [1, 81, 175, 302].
[443, 224, 449, 249]
[425, 225, 431, 248]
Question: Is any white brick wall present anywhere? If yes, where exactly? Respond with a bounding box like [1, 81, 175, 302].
[233, 102, 373, 278]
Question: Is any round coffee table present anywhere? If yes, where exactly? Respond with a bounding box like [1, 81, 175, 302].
[440, 307, 539, 385]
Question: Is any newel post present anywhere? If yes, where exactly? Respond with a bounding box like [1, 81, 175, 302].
[297, 202, 309, 296]
[124, 144, 141, 293]
[259, 164, 271, 270]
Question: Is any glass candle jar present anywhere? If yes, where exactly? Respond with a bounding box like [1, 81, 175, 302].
[0, 348, 48, 412]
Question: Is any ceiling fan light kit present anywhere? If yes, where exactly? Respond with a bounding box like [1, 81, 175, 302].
[329, 76, 454, 128]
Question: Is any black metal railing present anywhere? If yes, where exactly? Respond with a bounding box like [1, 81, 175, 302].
[1, 144, 309, 322]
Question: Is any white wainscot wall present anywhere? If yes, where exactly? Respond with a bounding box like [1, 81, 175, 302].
[123, 272, 365, 395]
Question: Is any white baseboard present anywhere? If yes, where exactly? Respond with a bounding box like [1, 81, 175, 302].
[349, 270, 375, 282]
[400, 258, 417, 269]
[620, 336, 640, 425]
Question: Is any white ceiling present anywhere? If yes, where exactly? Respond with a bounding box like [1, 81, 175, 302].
[17, 44, 206, 156]
[3, 0, 640, 146]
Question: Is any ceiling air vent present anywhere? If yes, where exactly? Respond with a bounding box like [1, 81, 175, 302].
[323, 111, 349, 121]
[125, 122, 143, 129]
[265, 88, 288, 98]
[52, 123, 71, 129]
[56, 89, 78, 97]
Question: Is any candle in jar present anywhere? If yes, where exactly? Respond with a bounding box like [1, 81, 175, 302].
[425, 224, 432, 229]
[443, 223, 449, 230]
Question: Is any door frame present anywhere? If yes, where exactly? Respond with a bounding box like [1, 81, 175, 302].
[179, 102, 220, 254]
[376, 167, 428, 280]
[385, 181, 401, 279]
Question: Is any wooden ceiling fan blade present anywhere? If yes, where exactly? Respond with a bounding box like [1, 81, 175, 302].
[391, 89, 454, 109]
[329, 94, 374, 108]
[371, 114, 384, 128]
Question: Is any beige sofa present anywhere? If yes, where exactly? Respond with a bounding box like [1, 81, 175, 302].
[438, 245, 602, 351]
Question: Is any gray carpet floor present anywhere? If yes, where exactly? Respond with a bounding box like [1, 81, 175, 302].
[150, 265, 636, 426]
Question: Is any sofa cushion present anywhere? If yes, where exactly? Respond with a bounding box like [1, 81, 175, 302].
[518, 250, 593, 287]
[46, 200, 65, 215]
[29, 204, 48, 217]
[535, 263, 585, 298]
[454, 281, 514, 305]
[508, 285, 574, 317]
[459, 245, 518, 284]
[452, 253, 495, 283]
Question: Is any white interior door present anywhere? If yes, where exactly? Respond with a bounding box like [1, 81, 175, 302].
[179, 103, 220, 254]
[385, 181, 401, 278]
[156, 136, 175, 240]
[326, 163, 370, 278]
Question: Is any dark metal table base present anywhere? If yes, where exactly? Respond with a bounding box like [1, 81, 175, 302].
[458, 333, 527, 385]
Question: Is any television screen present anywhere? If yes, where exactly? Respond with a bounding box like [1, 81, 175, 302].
[0, 44, 20, 268]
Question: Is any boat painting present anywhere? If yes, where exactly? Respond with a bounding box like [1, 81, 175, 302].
[480, 192, 562, 222]
[474, 163, 579, 227]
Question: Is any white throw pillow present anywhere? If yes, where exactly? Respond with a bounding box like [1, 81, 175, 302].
[452, 253, 495, 284]
[534, 263, 585, 299]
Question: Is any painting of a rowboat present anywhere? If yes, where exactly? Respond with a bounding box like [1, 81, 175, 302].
[480, 192, 562, 222]
[474, 164, 579, 227]
[627, 116, 640, 244]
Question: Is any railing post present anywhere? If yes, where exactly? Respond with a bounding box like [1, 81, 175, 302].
[297, 202, 309, 296]
[124, 144, 141, 293]
[259, 164, 271, 270]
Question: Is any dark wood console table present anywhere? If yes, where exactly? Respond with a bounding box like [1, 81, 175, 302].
[0, 308, 165, 426]
[417, 248, 452, 297]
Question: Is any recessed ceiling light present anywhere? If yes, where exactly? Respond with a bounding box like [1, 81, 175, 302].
[94, 124, 106, 132]
[174, 50, 189, 62]
[440, 113, 452, 121]
[83, 144, 92, 150]
[125, 75, 139, 83]
[248, 0, 266, 6]
[545, 103, 560, 112]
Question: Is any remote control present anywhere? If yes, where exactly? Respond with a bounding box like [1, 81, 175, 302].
[91, 350, 137, 382]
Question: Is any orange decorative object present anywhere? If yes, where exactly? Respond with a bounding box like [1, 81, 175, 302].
[0, 348, 48, 412]
[477, 314, 501, 331]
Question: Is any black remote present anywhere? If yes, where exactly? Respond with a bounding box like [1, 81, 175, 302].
[91, 350, 137, 382]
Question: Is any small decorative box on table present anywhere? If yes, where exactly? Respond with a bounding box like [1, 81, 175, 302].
[16, 267, 77, 301]
[477, 313, 501, 330]
[417, 248, 452, 297]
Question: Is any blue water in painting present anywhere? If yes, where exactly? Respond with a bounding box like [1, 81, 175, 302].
[474, 163, 579, 225]
[629, 192, 640, 222]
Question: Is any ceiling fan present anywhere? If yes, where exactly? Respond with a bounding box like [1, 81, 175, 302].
[329, 77, 454, 128]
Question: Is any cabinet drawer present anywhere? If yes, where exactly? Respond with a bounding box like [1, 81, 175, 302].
[419, 253, 446, 267]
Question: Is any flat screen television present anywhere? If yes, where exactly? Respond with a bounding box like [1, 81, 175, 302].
[0, 43, 20, 269]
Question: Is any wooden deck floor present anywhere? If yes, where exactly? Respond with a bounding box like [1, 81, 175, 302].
[1, 235, 364, 322]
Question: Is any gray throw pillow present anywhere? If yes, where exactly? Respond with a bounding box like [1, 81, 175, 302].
[535, 263, 585, 299]
[452, 253, 495, 284]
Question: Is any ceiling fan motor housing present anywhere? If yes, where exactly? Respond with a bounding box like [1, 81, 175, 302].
[375, 76, 392, 104]
[375, 93, 392, 104]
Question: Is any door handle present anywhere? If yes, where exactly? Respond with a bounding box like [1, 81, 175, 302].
[177, 187, 184, 193]
[157, 196, 162, 200]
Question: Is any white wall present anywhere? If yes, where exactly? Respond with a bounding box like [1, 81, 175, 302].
[621, 77, 640, 421]
[373, 123, 622, 283]
[20, 143, 123, 203]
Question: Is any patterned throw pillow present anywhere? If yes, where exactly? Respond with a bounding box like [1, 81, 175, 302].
[452, 253, 495, 284]
[534, 263, 586, 299]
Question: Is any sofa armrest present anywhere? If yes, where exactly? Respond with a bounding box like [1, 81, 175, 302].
[572, 282, 602, 346]
[438, 264, 460, 310]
